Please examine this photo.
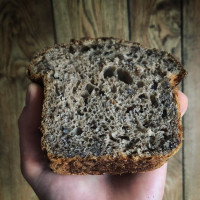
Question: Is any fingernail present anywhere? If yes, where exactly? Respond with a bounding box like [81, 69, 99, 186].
[26, 84, 32, 106]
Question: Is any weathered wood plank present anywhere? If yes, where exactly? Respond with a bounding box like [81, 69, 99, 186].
[0, 78, 39, 200]
[183, 0, 200, 199]
[0, 0, 55, 77]
[129, 0, 183, 199]
[53, 0, 129, 43]
[0, 0, 55, 199]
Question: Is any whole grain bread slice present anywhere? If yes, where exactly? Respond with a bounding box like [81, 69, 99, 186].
[27, 37, 186, 175]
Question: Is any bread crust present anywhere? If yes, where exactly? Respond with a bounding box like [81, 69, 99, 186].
[27, 37, 186, 175]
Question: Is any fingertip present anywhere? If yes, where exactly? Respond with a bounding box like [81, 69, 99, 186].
[177, 91, 188, 117]
[26, 83, 43, 107]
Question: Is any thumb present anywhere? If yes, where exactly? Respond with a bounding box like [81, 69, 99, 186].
[18, 83, 46, 179]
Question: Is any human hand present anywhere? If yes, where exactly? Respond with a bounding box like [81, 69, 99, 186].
[18, 83, 188, 200]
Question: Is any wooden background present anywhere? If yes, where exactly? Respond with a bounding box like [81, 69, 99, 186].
[0, 0, 199, 199]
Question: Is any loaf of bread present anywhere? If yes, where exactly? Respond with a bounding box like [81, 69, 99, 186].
[27, 37, 186, 175]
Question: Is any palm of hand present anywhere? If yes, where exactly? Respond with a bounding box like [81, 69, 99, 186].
[27, 166, 166, 200]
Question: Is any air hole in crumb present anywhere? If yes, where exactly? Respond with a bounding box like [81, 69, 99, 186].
[85, 83, 94, 94]
[162, 71, 167, 76]
[126, 52, 132, 56]
[99, 90, 105, 96]
[111, 85, 117, 93]
[151, 81, 158, 90]
[126, 105, 134, 113]
[49, 114, 53, 119]
[104, 51, 113, 56]
[149, 136, 156, 144]
[81, 46, 90, 53]
[142, 61, 147, 65]
[84, 98, 88, 104]
[141, 74, 147, 79]
[126, 138, 140, 148]
[157, 67, 163, 76]
[163, 134, 172, 140]
[88, 138, 93, 142]
[150, 122, 156, 128]
[170, 142, 176, 150]
[161, 128, 168, 132]
[125, 59, 132, 65]
[162, 109, 167, 118]
[109, 135, 118, 142]
[72, 87, 77, 93]
[122, 126, 129, 131]
[150, 95, 158, 107]
[77, 110, 84, 116]
[99, 134, 105, 137]
[110, 116, 114, 120]
[103, 126, 109, 131]
[119, 136, 129, 140]
[117, 68, 133, 84]
[168, 67, 173, 72]
[104, 66, 116, 78]
[147, 49, 153, 56]
[73, 127, 83, 135]
[137, 81, 144, 88]
[143, 122, 149, 128]
[138, 94, 147, 99]
[93, 50, 101, 56]
[117, 54, 124, 60]
[133, 54, 138, 58]
[91, 120, 97, 129]
[69, 46, 76, 54]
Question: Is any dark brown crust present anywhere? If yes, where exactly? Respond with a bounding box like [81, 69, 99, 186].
[26, 37, 186, 175]
[48, 147, 181, 175]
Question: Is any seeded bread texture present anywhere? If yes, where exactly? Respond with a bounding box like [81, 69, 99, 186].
[27, 37, 186, 175]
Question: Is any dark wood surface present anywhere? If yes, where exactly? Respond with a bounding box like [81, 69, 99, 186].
[0, 0, 54, 199]
[0, 0, 199, 199]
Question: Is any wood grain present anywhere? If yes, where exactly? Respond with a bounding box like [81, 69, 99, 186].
[0, 0, 55, 77]
[0, 78, 37, 200]
[52, 0, 129, 43]
[0, 0, 55, 199]
[183, 0, 200, 199]
[129, 0, 183, 199]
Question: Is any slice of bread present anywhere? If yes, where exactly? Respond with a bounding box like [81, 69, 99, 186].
[27, 37, 186, 175]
